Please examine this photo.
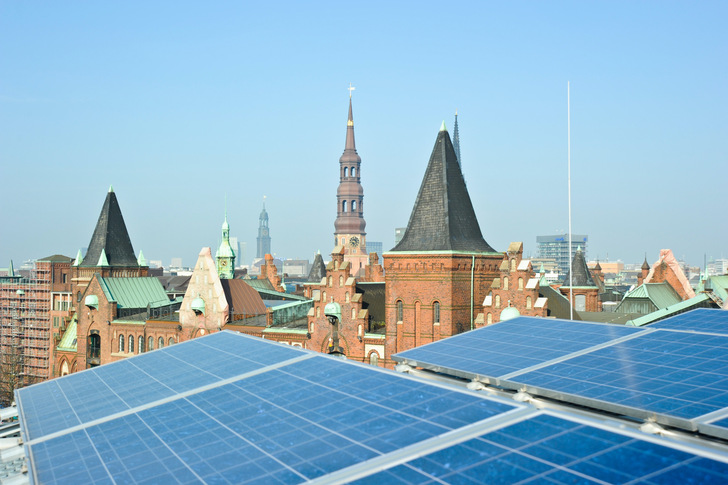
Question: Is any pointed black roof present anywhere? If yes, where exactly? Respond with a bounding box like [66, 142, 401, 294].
[81, 187, 138, 267]
[561, 248, 598, 287]
[307, 253, 326, 282]
[392, 125, 495, 253]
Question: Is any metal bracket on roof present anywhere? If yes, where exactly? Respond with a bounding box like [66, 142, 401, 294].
[513, 391, 533, 403]
[466, 380, 485, 391]
[640, 421, 665, 435]
[394, 363, 412, 373]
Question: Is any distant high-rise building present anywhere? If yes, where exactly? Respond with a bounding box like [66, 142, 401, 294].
[170, 257, 183, 269]
[394, 228, 406, 247]
[256, 200, 271, 258]
[537, 234, 588, 276]
[333, 89, 368, 271]
[367, 241, 383, 257]
[237, 241, 247, 267]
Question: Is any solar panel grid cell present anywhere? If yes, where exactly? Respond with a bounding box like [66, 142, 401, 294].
[350, 413, 728, 485]
[650, 309, 728, 334]
[394, 317, 643, 379]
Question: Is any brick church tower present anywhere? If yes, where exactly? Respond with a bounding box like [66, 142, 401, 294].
[334, 91, 368, 273]
[384, 122, 502, 357]
[71, 186, 148, 299]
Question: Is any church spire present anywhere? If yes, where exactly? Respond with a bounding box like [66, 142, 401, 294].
[82, 187, 138, 267]
[217, 201, 235, 279]
[453, 110, 461, 166]
[334, 86, 367, 253]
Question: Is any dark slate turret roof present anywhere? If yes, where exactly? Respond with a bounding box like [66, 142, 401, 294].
[392, 125, 495, 252]
[82, 188, 138, 267]
[307, 253, 326, 282]
[642, 257, 650, 271]
[561, 248, 598, 287]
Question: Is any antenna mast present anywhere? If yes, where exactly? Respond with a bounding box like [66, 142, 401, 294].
[568, 82, 573, 321]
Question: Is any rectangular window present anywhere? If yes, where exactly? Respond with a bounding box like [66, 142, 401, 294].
[53, 317, 59, 328]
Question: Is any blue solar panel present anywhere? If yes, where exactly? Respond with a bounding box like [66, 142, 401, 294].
[350, 413, 728, 484]
[511, 329, 728, 429]
[17, 331, 307, 441]
[650, 308, 728, 334]
[394, 316, 643, 379]
[25, 352, 519, 484]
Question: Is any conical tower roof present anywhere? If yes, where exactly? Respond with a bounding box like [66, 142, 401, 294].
[81, 187, 138, 267]
[561, 247, 598, 287]
[307, 252, 326, 282]
[392, 124, 495, 252]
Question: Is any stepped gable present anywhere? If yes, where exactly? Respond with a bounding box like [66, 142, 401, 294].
[392, 123, 495, 252]
[82, 187, 138, 267]
[561, 248, 598, 287]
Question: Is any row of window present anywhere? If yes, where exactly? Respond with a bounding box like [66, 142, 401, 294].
[119, 335, 175, 354]
[342, 166, 358, 178]
[395, 300, 440, 324]
[490, 295, 532, 309]
[341, 200, 362, 213]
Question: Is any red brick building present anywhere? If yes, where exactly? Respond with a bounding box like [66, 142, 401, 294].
[383, 123, 504, 362]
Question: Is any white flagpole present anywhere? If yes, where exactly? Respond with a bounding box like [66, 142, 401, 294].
[568, 82, 573, 320]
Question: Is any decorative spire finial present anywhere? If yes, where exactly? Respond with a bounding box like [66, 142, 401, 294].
[440, 120, 447, 132]
[348, 83, 355, 99]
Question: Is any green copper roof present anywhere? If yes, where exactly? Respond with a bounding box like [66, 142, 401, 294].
[97, 248, 109, 267]
[440, 120, 447, 132]
[620, 283, 681, 310]
[109, 185, 114, 193]
[98, 277, 170, 309]
[74, 249, 83, 266]
[57, 314, 78, 352]
[137, 250, 146, 266]
[7, 260, 14, 277]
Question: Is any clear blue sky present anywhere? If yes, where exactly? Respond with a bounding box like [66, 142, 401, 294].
[1, 1, 725, 269]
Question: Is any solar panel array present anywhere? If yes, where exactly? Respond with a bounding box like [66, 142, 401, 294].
[17, 329, 728, 483]
[394, 309, 728, 439]
[650, 307, 728, 335]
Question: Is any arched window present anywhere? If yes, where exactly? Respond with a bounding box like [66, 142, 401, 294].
[158, 337, 164, 349]
[323, 291, 327, 302]
[339, 275, 343, 287]
[433, 301, 440, 324]
[487, 313, 493, 324]
[495, 295, 501, 308]
[168, 337, 175, 346]
[328, 277, 332, 287]
[316, 307, 320, 318]
[526, 296, 532, 310]
[148, 336, 154, 351]
[575, 294, 586, 312]
[352, 308, 356, 319]
[119, 335, 125, 353]
[518, 278, 524, 290]
[138, 336, 144, 353]
[370, 352, 379, 366]
[77, 291, 82, 302]
[352, 200, 357, 211]
[345, 292, 350, 302]
[504, 277, 509, 290]
[88, 334, 100, 359]
[510, 259, 516, 271]
[344, 167, 348, 177]
[396, 300, 403, 322]
[351, 166, 356, 177]
[342, 200, 347, 212]
[128, 335, 134, 353]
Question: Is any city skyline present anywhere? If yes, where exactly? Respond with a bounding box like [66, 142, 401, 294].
[1, 2, 725, 268]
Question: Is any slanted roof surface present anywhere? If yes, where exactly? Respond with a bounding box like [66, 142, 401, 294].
[56, 314, 77, 352]
[561, 249, 598, 288]
[99, 277, 170, 309]
[82, 189, 138, 267]
[307, 253, 326, 282]
[627, 293, 715, 326]
[622, 282, 682, 309]
[391, 128, 495, 253]
[220, 279, 267, 316]
[37, 254, 73, 263]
